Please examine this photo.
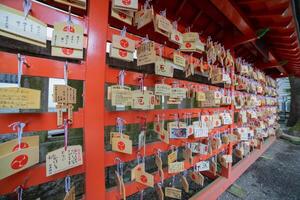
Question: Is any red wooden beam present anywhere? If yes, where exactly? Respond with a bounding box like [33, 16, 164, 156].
[209, 0, 255, 36]
[0, 52, 86, 80]
[239, 1, 289, 16]
[225, 34, 258, 48]
[268, 35, 298, 43]
[105, 66, 221, 90]
[272, 47, 300, 53]
[275, 51, 300, 57]
[175, 0, 188, 16]
[0, 162, 84, 195]
[104, 108, 231, 126]
[83, 0, 109, 199]
[190, 136, 276, 200]
[0, 110, 84, 134]
[237, 0, 289, 6]
[272, 41, 298, 48]
[269, 27, 295, 36]
[209, 0, 280, 64]
[248, 15, 292, 27]
[257, 62, 281, 69]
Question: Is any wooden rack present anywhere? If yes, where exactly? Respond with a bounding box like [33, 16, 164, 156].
[0, 0, 277, 199]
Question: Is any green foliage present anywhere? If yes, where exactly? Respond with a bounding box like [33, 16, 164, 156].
[256, 28, 270, 39]
[289, 121, 300, 132]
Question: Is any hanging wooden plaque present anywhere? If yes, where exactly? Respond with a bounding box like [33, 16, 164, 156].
[155, 58, 174, 77]
[196, 91, 206, 101]
[110, 46, 134, 62]
[180, 41, 196, 52]
[0, 136, 39, 179]
[210, 161, 217, 176]
[180, 175, 189, 193]
[154, 14, 171, 37]
[112, 35, 135, 52]
[0, 87, 41, 109]
[112, 0, 138, 11]
[195, 161, 210, 172]
[156, 14, 171, 33]
[155, 154, 163, 170]
[155, 184, 164, 200]
[111, 8, 132, 25]
[111, 137, 132, 154]
[167, 151, 177, 164]
[51, 22, 84, 59]
[52, 26, 84, 50]
[183, 32, 199, 42]
[46, 145, 83, 176]
[137, 41, 156, 66]
[135, 170, 154, 187]
[183, 147, 193, 163]
[168, 122, 187, 139]
[159, 129, 169, 144]
[63, 186, 76, 200]
[173, 54, 186, 68]
[189, 171, 204, 186]
[169, 29, 183, 45]
[110, 132, 130, 144]
[165, 187, 182, 199]
[131, 163, 145, 181]
[170, 88, 187, 99]
[168, 161, 184, 174]
[136, 7, 154, 29]
[53, 85, 77, 104]
[0, 4, 47, 47]
[109, 85, 132, 106]
[155, 83, 171, 96]
[131, 90, 155, 110]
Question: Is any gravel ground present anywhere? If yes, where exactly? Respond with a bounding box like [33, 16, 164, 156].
[220, 139, 300, 200]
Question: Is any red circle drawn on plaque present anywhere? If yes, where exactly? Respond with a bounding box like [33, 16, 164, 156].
[185, 42, 191, 48]
[122, 0, 131, 5]
[117, 141, 126, 151]
[11, 154, 29, 170]
[12, 143, 29, 152]
[120, 39, 129, 48]
[119, 49, 128, 57]
[140, 175, 148, 183]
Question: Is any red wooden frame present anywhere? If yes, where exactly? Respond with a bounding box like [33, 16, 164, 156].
[0, 0, 278, 199]
[83, 0, 109, 198]
[0, 52, 86, 80]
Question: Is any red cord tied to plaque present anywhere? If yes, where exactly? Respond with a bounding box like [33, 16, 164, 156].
[9, 122, 26, 151]
[59, 119, 71, 150]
